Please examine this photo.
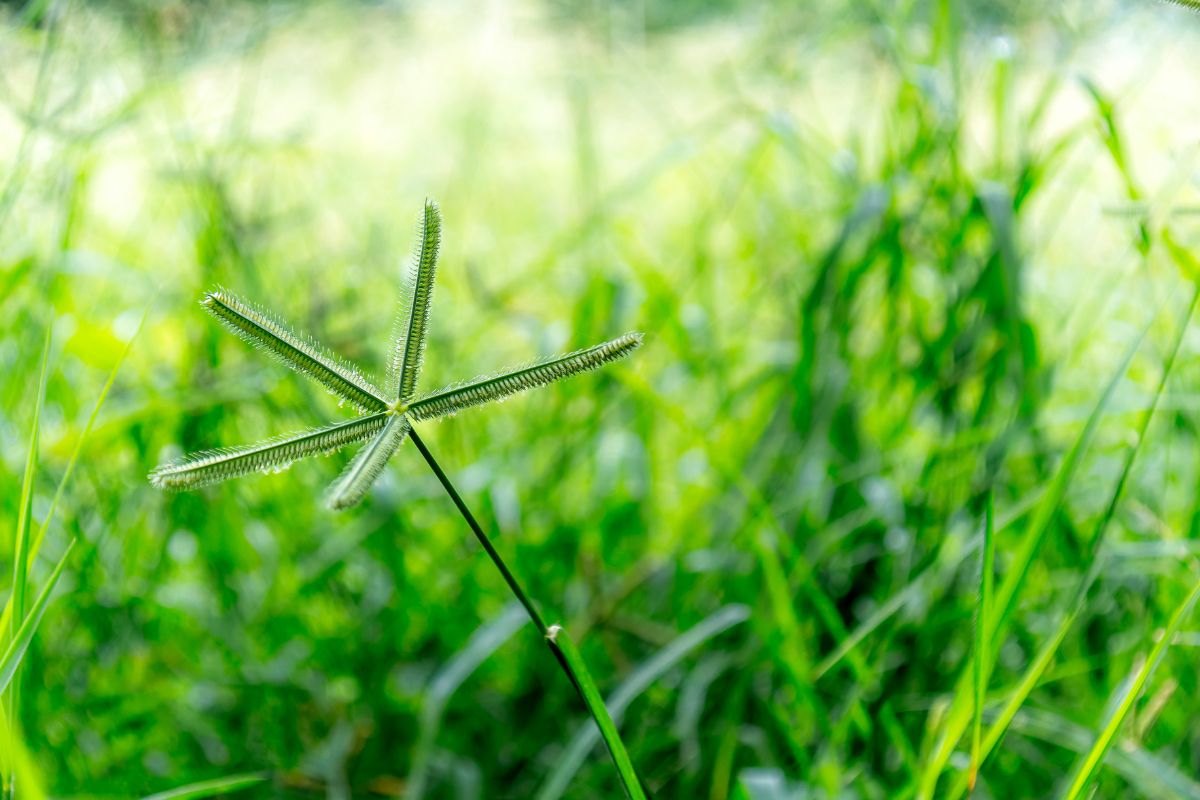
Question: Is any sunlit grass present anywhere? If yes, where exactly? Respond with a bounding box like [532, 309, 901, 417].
[3, 1, 1200, 798]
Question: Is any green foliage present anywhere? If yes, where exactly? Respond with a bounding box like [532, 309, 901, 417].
[4, 0, 1200, 798]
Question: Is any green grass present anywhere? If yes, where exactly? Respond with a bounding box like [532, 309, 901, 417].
[4, 0, 1200, 798]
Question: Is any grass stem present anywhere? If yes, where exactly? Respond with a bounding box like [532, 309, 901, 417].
[407, 426, 646, 799]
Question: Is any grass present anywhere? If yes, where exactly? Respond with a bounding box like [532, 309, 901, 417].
[3, 0, 1200, 798]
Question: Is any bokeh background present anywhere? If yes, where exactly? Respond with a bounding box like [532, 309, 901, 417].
[4, 0, 1200, 797]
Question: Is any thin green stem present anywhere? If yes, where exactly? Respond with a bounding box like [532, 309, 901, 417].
[408, 427, 547, 633]
[407, 426, 646, 800]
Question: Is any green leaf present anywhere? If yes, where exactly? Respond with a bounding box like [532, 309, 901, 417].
[1063, 578, 1200, 800]
[538, 606, 751, 800]
[140, 772, 268, 800]
[543, 625, 648, 800]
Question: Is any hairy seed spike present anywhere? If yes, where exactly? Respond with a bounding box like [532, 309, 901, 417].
[203, 289, 388, 413]
[406, 332, 643, 421]
[389, 200, 442, 402]
[326, 413, 411, 510]
[149, 413, 389, 491]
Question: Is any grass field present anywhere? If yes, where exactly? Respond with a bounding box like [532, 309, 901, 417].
[4, 0, 1200, 797]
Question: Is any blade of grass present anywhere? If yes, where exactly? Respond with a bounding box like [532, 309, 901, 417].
[947, 279, 1199, 799]
[0, 540, 75, 695]
[0, 314, 141, 635]
[1007, 707, 1200, 800]
[536, 605, 750, 800]
[140, 772, 269, 800]
[544, 625, 648, 800]
[4, 325, 52, 795]
[406, 426, 646, 800]
[917, 312, 1154, 798]
[405, 604, 527, 800]
[1062, 576, 1200, 800]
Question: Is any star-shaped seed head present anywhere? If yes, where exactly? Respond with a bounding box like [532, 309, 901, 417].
[150, 200, 643, 510]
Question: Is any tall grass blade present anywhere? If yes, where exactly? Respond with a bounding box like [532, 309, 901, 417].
[391, 199, 442, 402]
[4, 325, 51, 780]
[537, 605, 751, 800]
[1008, 708, 1200, 800]
[970, 492, 995, 790]
[9, 327, 51, 638]
[202, 289, 387, 413]
[151, 413, 388, 491]
[325, 413, 410, 509]
[140, 772, 268, 800]
[1, 314, 143, 638]
[407, 333, 642, 421]
[918, 313, 1154, 798]
[0, 540, 75, 695]
[947, 283, 1197, 799]
[1062, 578, 1200, 800]
[543, 625, 648, 800]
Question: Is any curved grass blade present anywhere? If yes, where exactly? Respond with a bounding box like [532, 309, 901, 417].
[537, 605, 751, 800]
[1009, 708, 1200, 800]
[391, 199, 442, 402]
[150, 413, 388, 491]
[203, 289, 387, 413]
[1062, 577, 1200, 800]
[141, 772, 268, 800]
[0, 540, 75, 695]
[326, 413, 410, 510]
[542, 625, 649, 800]
[406, 604, 527, 800]
[407, 333, 643, 421]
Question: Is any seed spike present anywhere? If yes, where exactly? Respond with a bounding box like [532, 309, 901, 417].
[406, 332, 643, 422]
[203, 289, 388, 413]
[326, 414, 411, 510]
[389, 200, 442, 401]
[150, 413, 389, 491]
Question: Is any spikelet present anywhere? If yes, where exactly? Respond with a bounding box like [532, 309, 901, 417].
[326, 413, 411, 510]
[1159, 0, 1200, 10]
[150, 413, 389, 491]
[203, 289, 388, 413]
[389, 200, 442, 401]
[406, 332, 643, 421]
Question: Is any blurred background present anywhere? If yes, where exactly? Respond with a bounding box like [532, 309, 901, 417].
[4, 0, 1200, 797]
